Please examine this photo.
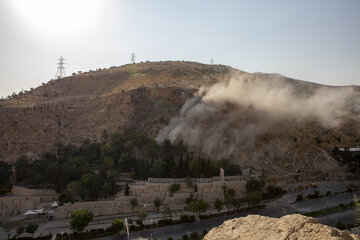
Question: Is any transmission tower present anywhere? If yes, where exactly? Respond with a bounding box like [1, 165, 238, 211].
[131, 52, 136, 63]
[210, 58, 214, 65]
[55, 56, 66, 79]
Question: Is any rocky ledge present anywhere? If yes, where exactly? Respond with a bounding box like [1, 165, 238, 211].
[204, 214, 359, 240]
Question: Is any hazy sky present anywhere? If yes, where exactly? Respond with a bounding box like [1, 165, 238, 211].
[0, 0, 359, 98]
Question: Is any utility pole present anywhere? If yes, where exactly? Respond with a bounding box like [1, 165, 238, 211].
[55, 56, 66, 79]
[131, 52, 136, 63]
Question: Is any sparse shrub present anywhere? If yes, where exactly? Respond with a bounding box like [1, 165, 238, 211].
[335, 221, 346, 230]
[296, 195, 303, 201]
[315, 136, 322, 144]
[169, 184, 181, 194]
[190, 232, 199, 240]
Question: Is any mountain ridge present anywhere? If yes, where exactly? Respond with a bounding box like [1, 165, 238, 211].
[0, 61, 359, 182]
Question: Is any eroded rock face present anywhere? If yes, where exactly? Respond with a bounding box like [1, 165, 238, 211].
[204, 214, 360, 240]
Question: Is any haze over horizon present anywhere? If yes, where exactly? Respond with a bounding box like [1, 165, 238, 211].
[0, 0, 359, 98]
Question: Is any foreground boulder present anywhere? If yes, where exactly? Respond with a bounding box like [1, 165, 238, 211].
[204, 214, 359, 240]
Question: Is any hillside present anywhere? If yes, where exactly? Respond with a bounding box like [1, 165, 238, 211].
[0, 61, 359, 182]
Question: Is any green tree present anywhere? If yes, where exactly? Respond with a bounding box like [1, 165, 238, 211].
[14, 155, 29, 183]
[16, 226, 24, 236]
[137, 210, 148, 228]
[103, 182, 114, 197]
[69, 209, 93, 233]
[0, 162, 12, 186]
[154, 198, 162, 212]
[124, 183, 130, 196]
[109, 218, 124, 233]
[149, 159, 167, 177]
[169, 184, 181, 195]
[246, 191, 262, 207]
[26, 224, 38, 238]
[103, 156, 114, 169]
[186, 176, 193, 188]
[226, 188, 235, 197]
[214, 199, 222, 212]
[65, 181, 82, 201]
[188, 199, 208, 215]
[245, 180, 264, 192]
[130, 198, 138, 211]
[189, 157, 202, 177]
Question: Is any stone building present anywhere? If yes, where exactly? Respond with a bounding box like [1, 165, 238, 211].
[0, 186, 58, 216]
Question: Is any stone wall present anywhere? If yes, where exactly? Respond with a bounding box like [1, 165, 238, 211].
[0, 186, 58, 216]
[53, 179, 247, 219]
[11, 186, 57, 196]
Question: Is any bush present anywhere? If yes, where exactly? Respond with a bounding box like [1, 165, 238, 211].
[70, 209, 93, 233]
[296, 195, 303, 201]
[335, 221, 346, 230]
[109, 218, 124, 232]
[190, 232, 199, 240]
[265, 185, 286, 199]
[245, 180, 264, 192]
[169, 184, 181, 194]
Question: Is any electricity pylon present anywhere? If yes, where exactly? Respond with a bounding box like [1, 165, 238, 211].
[55, 56, 66, 79]
[131, 52, 136, 63]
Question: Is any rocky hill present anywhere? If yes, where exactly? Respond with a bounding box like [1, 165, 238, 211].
[0, 61, 359, 182]
[204, 214, 360, 240]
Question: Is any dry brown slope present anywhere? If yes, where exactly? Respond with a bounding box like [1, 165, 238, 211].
[0, 61, 233, 162]
[0, 61, 358, 183]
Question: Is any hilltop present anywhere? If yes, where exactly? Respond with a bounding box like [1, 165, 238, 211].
[0, 61, 359, 182]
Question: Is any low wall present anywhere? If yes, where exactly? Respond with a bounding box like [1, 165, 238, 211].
[11, 186, 57, 196]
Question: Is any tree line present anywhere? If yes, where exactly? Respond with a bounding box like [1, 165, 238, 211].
[9, 131, 241, 201]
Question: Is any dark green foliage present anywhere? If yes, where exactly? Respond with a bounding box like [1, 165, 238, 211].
[306, 190, 320, 199]
[190, 232, 200, 240]
[188, 199, 209, 214]
[296, 195, 303, 201]
[169, 184, 181, 194]
[245, 180, 264, 192]
[124, 183, 130, 196]
[130, 198, 138, 210]
[335, 221, 346, 230]
[214, 199, 222, 212]
[0, 161, 12, 186]
[246, 191, 262, 206]
[226, 188, 235, 197]
[70, 209, 93, 233]
[26, 224, 38, 237]
[16, 226, 24, 236]
[0, 161, 12, 195]
[264, 185, 286, 199]
[12, 131, 241, 200]
[154, 198, 161, 211]
[15, 155, 30, 183]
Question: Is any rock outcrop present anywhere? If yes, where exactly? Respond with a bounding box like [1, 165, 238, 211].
[204, 214, 360, 240]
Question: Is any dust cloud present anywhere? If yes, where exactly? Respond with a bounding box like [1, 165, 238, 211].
[156, 73, 360, 160]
